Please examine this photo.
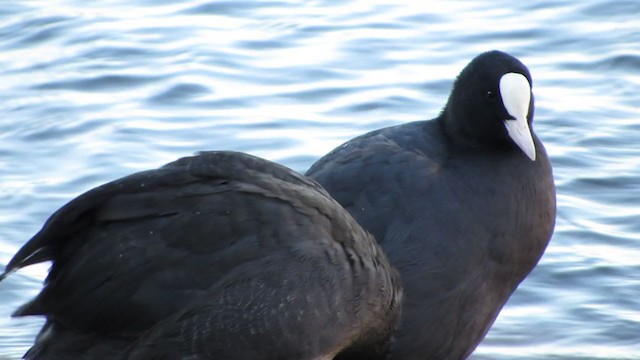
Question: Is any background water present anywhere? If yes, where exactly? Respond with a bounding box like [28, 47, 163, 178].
[0, 0, 638, 358]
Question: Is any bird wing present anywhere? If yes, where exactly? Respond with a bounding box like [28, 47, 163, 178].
[5, 151, 333, 334]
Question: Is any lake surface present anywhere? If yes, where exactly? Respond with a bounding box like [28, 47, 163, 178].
[0, 0, 638, 358]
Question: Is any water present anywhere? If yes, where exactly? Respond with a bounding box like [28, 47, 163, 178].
[0, 0, 638, 358]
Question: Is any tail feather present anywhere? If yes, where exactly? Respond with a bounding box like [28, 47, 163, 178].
[1, 230, 52, 286]
[1, 242, 47, 283]
[5, 232, 51, 273]
[12, 297, 45, 317]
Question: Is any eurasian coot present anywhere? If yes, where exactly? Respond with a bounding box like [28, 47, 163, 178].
[2, 151, 402, 359]
[307, 50, 556, 359]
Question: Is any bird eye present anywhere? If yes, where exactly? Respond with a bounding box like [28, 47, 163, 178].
[486, 90, 495, 100]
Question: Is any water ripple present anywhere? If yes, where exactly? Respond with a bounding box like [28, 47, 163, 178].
[0, 0, 638, 359]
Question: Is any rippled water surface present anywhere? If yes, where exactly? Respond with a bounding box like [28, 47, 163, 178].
[1, 1, 639, 358]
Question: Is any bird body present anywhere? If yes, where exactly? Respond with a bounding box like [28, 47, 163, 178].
[2, 151, 402, 360]
[307, 51, 556, 359]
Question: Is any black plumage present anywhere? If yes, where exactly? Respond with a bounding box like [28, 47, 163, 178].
[2, 151, 402, 359]
[306, 50, 556, 359]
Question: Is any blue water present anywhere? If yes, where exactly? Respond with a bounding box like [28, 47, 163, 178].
[0, 1, 639, 358]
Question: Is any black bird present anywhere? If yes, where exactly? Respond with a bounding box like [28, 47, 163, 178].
[306, 50, 556, 359]
[1, 151, 402, 359]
